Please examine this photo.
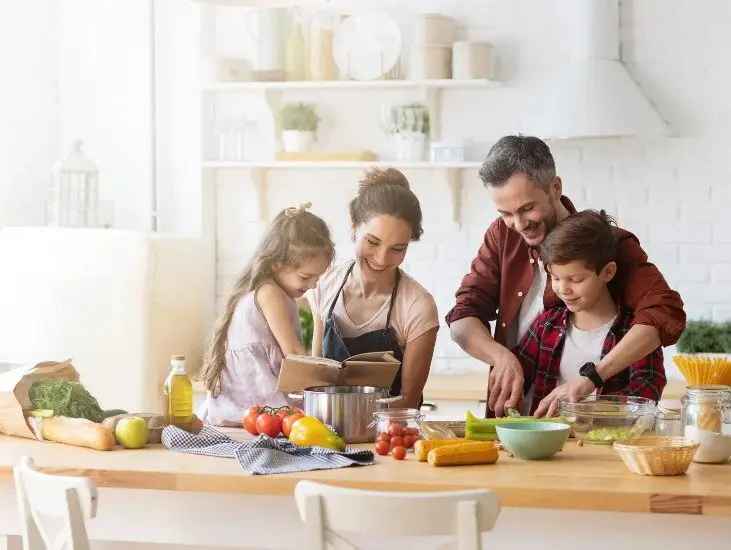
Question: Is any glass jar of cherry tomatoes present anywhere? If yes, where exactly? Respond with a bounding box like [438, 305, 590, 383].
[372, 408, 424, 456]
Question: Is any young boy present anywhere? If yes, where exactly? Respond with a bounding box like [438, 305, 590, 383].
[515, 209, 666, 417]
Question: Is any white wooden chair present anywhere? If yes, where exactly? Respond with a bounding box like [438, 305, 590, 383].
[13, 456, 97, 550]
[294, 480, 500, 550]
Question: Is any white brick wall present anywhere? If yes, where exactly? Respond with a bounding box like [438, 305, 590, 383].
[212, 1, 731, 378]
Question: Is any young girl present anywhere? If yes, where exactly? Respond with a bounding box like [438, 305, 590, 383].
[198, 203, 334, 426]
[309, 168, 439, 409]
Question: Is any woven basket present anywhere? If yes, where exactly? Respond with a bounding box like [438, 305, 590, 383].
[613, 436, 699, 476]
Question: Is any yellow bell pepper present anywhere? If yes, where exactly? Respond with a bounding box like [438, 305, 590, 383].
[288, 416, 345, 451]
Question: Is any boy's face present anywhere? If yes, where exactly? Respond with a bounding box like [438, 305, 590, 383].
[548, 259, 617, 313]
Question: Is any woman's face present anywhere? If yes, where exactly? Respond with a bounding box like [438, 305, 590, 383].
[354, 215, 412, 278]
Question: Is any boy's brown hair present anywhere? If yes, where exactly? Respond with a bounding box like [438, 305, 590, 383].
[539, 209, 618, 273]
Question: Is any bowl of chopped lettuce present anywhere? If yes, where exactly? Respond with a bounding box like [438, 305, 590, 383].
[559, 395, 656, 445]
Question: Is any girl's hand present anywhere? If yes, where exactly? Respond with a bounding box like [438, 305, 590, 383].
[533, 377, 595, 418]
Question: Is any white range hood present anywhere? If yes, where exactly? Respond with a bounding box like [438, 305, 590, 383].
[527, 0, 669, 139]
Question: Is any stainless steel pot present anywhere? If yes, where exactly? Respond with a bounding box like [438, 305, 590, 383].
[289, 385, 400, 443]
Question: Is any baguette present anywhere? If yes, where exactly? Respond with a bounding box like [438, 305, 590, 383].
[41, 416, 116, 451]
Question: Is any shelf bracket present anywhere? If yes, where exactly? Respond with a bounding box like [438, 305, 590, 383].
[251, 167, 270, 223]
[445, 168, 463, 228]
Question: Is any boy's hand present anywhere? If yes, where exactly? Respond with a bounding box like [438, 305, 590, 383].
[487, 350, 525, 417]
[534, 377, 595, 418]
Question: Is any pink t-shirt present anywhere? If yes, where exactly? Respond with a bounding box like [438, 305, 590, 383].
[308, 262, 440, 349]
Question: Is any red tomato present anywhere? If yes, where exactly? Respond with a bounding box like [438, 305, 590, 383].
[374, 440, 390, 455]
[391, 446, 406, 460]
[403, 435, 417, 449]
[256, 412, 283, 438]
[376, 432, 391, 443]
[390, 436, 404, 448]
[243, 412, 259, 435]
[282, 412, 304, 437]
[246, 405, 263, 417]
[405, 427, 420, 436]
[388, 422, 404, 436]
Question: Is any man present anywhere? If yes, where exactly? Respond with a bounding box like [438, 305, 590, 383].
[446, 135, 685, 417]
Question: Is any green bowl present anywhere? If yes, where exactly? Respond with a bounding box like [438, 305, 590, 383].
[496, 422, 570, 460]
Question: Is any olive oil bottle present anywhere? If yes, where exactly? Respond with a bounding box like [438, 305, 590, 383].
[163, 355, 193, 430]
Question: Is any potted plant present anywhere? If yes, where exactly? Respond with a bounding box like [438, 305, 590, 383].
[677, 321, 731, 354]
[381, 103, 430, 161]
[279, 103, 319, 153]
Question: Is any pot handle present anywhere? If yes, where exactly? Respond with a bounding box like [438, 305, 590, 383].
[288, 392, 304, 401]
[376, 395, 402, 404]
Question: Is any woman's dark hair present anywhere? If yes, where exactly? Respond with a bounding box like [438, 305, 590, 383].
[540, 209, 618, 273]
[349, 168, 423, 240]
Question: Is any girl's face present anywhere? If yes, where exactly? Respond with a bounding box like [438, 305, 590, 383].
[354, 214, 412, 278]
[273, 253, 331, 299]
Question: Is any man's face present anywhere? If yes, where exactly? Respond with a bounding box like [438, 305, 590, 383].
[489, 172, 562, 247]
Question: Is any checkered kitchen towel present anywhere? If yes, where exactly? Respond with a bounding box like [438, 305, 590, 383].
[162, 425, 375, 475]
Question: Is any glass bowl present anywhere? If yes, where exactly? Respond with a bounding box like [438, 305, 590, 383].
[558, 395, 656, 445]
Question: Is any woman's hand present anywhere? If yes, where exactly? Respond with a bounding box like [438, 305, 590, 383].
[399, 328, 438, 409]
[533, 377, 595, 418]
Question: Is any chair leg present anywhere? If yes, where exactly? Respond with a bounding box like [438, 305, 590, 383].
[303, 494, 326, 550]
[456, 500, 481, 550]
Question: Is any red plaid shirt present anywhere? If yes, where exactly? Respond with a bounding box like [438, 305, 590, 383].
[515, 305, 666, 415]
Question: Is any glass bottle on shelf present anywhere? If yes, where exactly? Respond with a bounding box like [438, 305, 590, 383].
[285, 16, 306, 81]
[309, 14, 338, 81]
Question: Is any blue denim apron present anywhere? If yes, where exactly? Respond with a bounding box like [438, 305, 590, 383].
[322, 262, 405, 396]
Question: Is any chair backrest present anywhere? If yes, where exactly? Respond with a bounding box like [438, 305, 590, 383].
[13, 456, 98, 550]
[294, 480, 500, 550]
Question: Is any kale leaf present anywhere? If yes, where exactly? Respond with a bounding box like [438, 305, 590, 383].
[28, 380, 105, 422]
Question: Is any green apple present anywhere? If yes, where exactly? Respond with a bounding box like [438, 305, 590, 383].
[115, 416, 149, 449]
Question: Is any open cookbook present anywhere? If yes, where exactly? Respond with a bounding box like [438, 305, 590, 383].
[276, 351, 401, 392]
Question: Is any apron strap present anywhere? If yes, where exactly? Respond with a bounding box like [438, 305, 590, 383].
[385, 269, 401, 328]
[326, 261, 356, 320]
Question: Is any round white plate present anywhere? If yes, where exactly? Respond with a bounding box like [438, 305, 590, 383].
[333, 13, 402, 81]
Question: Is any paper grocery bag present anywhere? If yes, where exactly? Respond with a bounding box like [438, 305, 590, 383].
[277, 351, 400, 393]
[0, 359, 79, 439]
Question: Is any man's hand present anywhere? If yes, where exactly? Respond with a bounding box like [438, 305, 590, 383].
[533, 377, 595, 418]
[487, 350, 524, 417]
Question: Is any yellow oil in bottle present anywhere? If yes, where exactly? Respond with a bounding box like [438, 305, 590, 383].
[164, 355, 193, 430]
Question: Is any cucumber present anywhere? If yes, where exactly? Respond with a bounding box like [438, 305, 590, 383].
[464, 410, 567, 440]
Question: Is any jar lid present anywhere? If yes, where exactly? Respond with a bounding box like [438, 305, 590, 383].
[373, 408, 423, 420]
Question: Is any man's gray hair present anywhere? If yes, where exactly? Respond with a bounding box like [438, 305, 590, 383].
[479, 135, 556, 188]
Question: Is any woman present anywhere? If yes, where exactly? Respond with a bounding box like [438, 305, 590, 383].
[308, 168, 439, 408]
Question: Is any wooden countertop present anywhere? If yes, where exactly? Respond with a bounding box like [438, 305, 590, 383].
[1, 433, 729, 517]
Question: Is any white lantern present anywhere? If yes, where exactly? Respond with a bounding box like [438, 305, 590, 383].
[47, 140, 100, 227]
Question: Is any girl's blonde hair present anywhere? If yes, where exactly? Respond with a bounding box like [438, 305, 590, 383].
[200, 204, 334, 396]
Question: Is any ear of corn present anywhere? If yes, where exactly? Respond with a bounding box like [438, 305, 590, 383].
[427, 441, 499, 466]
[414, 438, 466, 461]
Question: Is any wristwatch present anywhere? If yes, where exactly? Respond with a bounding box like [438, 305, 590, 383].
[579, 362, 604, 388]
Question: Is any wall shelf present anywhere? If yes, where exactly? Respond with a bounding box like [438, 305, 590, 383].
[203, 79, 501, 93]
[202, 160, 481, 169]
[203, 162, 471, 227]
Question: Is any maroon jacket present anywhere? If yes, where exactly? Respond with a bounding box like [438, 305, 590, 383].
[445, 196, 686, 347]
[515, 305, 666, 414]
